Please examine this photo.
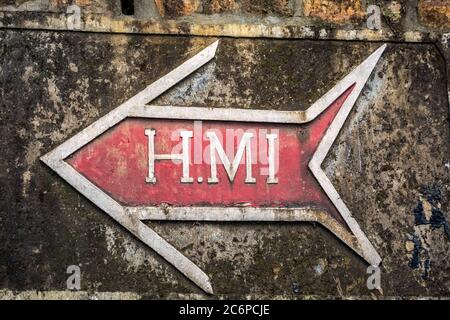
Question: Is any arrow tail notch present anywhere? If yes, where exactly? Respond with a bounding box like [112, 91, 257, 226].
[309, 44, 387, 266]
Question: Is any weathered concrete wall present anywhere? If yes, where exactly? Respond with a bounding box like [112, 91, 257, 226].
[0, 1, 449, 299]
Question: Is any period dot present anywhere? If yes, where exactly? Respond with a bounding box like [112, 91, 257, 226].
[197, 177, 203, 183]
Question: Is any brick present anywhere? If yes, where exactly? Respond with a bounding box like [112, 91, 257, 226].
[303, 0, 365, 23]
[418, 0, 450, 30]
[155, 0, 200, 17]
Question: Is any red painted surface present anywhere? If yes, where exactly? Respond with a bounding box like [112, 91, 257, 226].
[68, 86, 354, 226]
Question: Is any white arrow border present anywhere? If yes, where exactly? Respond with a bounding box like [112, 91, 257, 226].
[41, 40, 386, 294]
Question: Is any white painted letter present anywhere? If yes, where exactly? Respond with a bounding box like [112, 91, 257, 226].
[145, 129, 193, 183]
[266, 133, 278, 184]
[206, 132, 255, 184]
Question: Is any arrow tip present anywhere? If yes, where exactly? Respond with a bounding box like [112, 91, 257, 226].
[203, 278, 214, 295]
[203, 40, 219, 61]
[193, 269, 214, 294]
[378, 43, 387, 53]
[370, 43, 387, 63]
[210, 40, 219, 54]
[40, 153, 51, 165]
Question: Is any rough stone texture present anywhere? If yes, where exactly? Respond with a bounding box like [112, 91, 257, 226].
[154, 0, 201, 17]
[0, 0, 448, 41]
[240, 0, 293, 16]
[201, 0, 238, 14]
[302, 0, 365, 24]
[419, 0, 450, 29]
[0, 0, 111, 13]
[383, 1, 403, 23]
[0, 30, 448, 298]
[155, 0, 293, 16]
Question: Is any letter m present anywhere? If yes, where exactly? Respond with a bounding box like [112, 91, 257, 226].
[206, 132, 255, 184]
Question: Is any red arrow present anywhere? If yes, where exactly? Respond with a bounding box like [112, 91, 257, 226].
[42, 40, 386, 294]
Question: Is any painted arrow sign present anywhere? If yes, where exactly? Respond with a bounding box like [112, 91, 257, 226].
[41, 40, 386, 294]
